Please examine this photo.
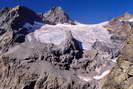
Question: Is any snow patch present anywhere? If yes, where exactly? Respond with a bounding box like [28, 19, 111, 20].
[93, 70, 110, 80]
[78, 75, 93, 82]
[111, 58, 117, 63]
[128, 18, 133, 22]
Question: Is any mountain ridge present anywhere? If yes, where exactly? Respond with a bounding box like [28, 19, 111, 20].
[0, 5, 133, 89]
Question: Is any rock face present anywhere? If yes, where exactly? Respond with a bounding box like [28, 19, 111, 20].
[0, 5, 42, 53]
[100, 14, 133, 89]
[105, 14, 133, 41]
[0, 31, 92, 89]
[42, 6, 74, 25]
[0, 5, 133, 89]
[101, 34, 133, 89]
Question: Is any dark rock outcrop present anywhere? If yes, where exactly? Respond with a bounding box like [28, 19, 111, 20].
[0, 5, 42, 53]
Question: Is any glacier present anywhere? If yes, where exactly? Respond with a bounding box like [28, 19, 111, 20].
[26, 21, 112, 50]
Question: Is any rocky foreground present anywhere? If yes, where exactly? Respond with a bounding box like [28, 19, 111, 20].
[0, 5, 133, 89]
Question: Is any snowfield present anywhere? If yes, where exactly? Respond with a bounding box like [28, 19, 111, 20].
[26, 21, 112, 50]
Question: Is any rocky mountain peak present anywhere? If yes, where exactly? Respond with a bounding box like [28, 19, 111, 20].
[121, 12, 133, 19]
[10, 5, 42, 25]
[11, 5, 23, 11]
[50, 6, 64, 12]
[0, 5, 42, 52]
[42, 6, 74, 25]
[111, 12, 133, 23]
[0, 5, 42, 30]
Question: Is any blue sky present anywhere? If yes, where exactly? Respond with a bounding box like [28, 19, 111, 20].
[0, 0, 133, 24]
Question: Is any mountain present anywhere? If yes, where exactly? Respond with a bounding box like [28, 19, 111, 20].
[0, 5, 133, 89]
[41, 6, 74, 25]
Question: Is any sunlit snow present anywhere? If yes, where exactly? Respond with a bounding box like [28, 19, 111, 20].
[119, 18, 133, 22]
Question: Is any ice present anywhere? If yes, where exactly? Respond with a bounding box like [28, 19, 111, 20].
[23, 21, 44, 32]
[34, 29, 66, 45]
[27, 21, 112, 50]
[23, 23, 33, 30]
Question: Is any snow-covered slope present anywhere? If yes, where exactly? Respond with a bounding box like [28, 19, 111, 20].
[26, 21, 112, 50]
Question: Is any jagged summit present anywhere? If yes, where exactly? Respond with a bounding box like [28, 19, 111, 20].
[10, 5, 42, 24]
[50, 6, 63, 12]
[0, 5, 75, 52]
[42, 6, 74, 25]
[9, 5, 75, 25]
[118, 12, 133, 20]
[0, 5, 43, 52]
[111, 12, 133, 23]
[11, 5, 28, 11]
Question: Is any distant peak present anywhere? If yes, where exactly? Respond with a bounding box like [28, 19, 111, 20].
[51, 6, 63, 11]
[11, 5, 29, 11]
[10, 5, 42, 24]
[47, 6, 65, 16]
[11, 5, 22, 11]
[121, 12, 133, 19]
[11, 5, 38, 15]
[123, 12, 132, 17]
[42, 6, 74, 25]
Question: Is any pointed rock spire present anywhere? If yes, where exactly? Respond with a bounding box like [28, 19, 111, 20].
[42, 6, 74, 25]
